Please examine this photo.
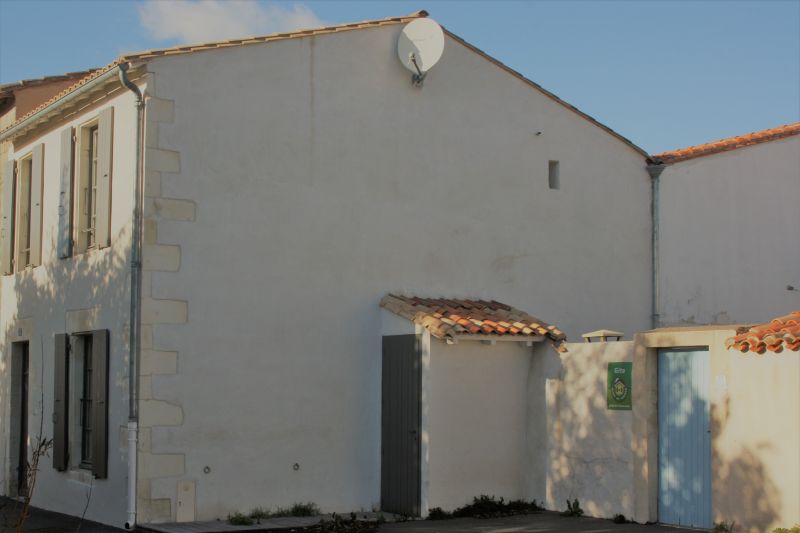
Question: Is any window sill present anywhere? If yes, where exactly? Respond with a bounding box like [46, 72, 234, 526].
[64, 468, 94, 484]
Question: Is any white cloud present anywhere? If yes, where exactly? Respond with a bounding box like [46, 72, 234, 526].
[137, 0, 325, 44]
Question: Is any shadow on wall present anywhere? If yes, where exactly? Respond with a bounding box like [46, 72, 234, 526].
[533, 343, 782, 530]
[531, 342, 636, 518]
[0, 229, 131, 513]
[659, 354, 781, 531]
[711, 396, 781, 532]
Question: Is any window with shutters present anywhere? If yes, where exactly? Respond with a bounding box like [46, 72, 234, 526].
[79, 335, 94, 468]
[53, 331, 109, 478]
[76, 123, 99, 252]
[3, 143, 43, 274]
[73, 108, 112, 254]
[16, 155, 33, 269]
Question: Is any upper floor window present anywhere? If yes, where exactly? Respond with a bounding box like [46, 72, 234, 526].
[548, 160, 560, 190]
[1, 143, 44, 274]
[1, 106, 113, 275]
[77, 123, 100, 252]
[17, 155, 33, 269]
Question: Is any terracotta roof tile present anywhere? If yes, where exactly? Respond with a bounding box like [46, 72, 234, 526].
[652, 123, 800, 164]
[0, 70, 98, 95]
[381, 294, 566, 350]
[726, 311, 800, 354]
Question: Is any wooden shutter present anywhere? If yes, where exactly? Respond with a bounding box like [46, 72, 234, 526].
[58, 128, 74, 258]
[29, 144, 44, 266]
[96, 107, 113, 249]
[1, 161, 15, 275]
[53, 334, 69, 471]
[91, 329, 109, 479]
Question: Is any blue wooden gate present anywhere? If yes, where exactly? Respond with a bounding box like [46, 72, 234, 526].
[658, 348, 712, 528]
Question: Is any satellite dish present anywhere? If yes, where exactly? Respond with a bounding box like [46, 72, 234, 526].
[397, 18, 444, 86]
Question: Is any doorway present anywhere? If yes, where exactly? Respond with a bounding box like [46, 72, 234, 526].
[381, 334, 421, 516]
[658, 348, 712, 528]
[10, 341, 30, 496]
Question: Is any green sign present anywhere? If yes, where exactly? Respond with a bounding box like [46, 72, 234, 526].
[607, 362, 632, 410]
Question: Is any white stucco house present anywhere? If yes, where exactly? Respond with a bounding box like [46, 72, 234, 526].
[0, 10, 653, 528]
[649, 123, 800, 327]
[1, 9, 797, 532]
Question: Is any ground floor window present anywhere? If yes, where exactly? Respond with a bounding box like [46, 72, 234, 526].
[52, 330, 109, 479]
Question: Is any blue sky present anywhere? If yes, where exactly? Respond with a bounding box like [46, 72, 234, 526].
[1, 0, 798, 153]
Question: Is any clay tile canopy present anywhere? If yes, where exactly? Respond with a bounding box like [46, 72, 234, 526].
[726, 311, 800, 354]
[651, 122, 800, 164]
[380, 293, 566, 345]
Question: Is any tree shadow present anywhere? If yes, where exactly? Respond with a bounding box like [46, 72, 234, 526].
[0, 228, 131, 525]
[532, 342, 784, 531]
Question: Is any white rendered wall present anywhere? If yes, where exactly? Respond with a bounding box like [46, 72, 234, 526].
[528, 341, 635, 518]
[659, 136, 800, 326]
[0, 88, 140, 527]
[143, 23, 651, 520]
[426, 340, 530, 511]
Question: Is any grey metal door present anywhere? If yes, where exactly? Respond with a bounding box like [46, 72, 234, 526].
[381, 335, 421, 516]
[658, 348, 712, 528]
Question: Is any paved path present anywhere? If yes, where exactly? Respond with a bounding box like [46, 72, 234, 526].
[0, 501, 704, 533]
[0, 497, 122, 532]
[380, 513, 702, 532]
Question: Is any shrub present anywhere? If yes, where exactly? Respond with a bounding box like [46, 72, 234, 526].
[613, 514, 628, 524]
[560, 499, 584, 517]
[228, 512, 254, 525]
[428, 507, 452, 520]
[249, 507, 271, 520]
[290, 502, 322, 517]
[773, 526, 800, 533]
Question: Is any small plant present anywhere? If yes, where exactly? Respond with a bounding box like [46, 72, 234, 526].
[249, 506, 272, 520]
[714, 521, 736, 533]
[613, 513, 628, 524]
[560, 498, 584, 517]
[772, 526, 800, 533]
[228, 511, 254, 525]
[428, 507, 452, 520]
[290, 502, 321, 516]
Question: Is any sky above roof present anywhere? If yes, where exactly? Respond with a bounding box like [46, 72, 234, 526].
[1, 1, 797, 154]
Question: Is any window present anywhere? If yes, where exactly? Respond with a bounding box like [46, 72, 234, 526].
[548, 160, 560, 190]
[16, 156, 32, 269]
[71, 106, 113, 255]
[80, 335, 94, 468]
[52, 331, 109, 478]
[1, 143, 43, 274]
[77, 123, 99, 252]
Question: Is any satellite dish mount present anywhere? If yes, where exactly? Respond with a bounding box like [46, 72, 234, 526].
[409, 53, 427, 86]
[397, 18, 445, 88]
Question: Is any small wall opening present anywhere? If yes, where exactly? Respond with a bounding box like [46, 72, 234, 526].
[548, 160, 560, 190]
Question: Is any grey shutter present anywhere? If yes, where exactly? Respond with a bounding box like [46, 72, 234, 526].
[91, 329, 109, 479]
[58, 128, 74, 258]
[1, 161, 15, 275]
[53, 334, 69, 471]
[96, 107, 113, 248]
[29, 144, 44, 266]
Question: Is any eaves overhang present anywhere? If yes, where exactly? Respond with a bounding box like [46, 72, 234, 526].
[0, 63, 145, 144]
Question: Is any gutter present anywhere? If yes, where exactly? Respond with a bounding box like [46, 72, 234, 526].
[118, 62, 145, 531]
[647, 163, 665, 329]
[0, 66, 122, 142]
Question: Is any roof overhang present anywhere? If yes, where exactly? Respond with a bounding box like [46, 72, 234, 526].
[0, 64, 145, 143]
[0, 66, 120, 142]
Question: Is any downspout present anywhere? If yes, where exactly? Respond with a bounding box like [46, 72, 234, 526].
[119, 62, 144, 531]
[647, 163, 665, 329]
